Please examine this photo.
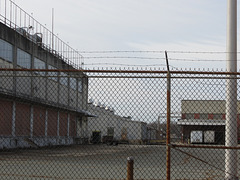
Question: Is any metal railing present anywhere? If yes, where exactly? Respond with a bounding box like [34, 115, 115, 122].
[0, 0, 83, 69]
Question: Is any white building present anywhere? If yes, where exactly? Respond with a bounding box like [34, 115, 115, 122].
[87, 102, 147, 144]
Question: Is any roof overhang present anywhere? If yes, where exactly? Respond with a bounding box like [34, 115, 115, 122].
[79, 110, 97, 117]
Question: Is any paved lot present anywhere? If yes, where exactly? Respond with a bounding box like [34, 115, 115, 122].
[0, 144, 237, 179]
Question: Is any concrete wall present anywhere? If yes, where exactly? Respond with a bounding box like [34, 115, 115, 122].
[59, 85, 69, 106]
[47, 80, 59, 103]
[120, 119, 147, 141]
[16, 72, 31, 95]
[33, 76, 46, 100]
[69, 89, 77, 108]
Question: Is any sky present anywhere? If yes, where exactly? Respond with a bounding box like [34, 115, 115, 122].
[4, 0, 240, 69]
[1, 0, 239, 121]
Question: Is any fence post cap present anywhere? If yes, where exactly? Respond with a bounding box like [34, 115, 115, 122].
[127, 156, 134, 161]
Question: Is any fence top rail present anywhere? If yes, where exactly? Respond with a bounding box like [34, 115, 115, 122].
[172, 144, 240, 150]
[0, 68, 240, 75]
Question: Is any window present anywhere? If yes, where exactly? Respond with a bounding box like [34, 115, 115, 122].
[213, 114, 222, 120]
[70, 77, 77, 90]
[121, 127, 127, 140]
[0, 39, 13, 62]
[48, 65, 58, 81]
[181, 114, 186, 119]
[222, 114, 226, 120]
[185, 113, 194, 119]
[34, 58, 46, 76]
[107, 127, 114, 136]
[200, 113, 208, 120]
[208, 114, 214, 120]
[17, 48, 31, 68]
[194, 114, 200, 119]
[78, 79, 82, 92]
[60, 72, 68, 86]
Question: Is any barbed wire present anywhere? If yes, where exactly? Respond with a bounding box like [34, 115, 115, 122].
[79, 50, 238, 54]
[79, 51, 165, 53]
[169, 58, 227, 62]
[82, 56, 232, 62]
[83, 56, 165, 60]
[84, 63, 166, 67]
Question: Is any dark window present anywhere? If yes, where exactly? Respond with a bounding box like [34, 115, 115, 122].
[208, 114, 214, 120]
[107, 127, 114, 136]
[194, 114, 200, 119]
[34, 58, 46, 76]
[0, 39, 13, 62]
[17, 48, 31, 68]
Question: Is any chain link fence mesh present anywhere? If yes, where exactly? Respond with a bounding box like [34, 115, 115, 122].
[0, 69, 239, 179]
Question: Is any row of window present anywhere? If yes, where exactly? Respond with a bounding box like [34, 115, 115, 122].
[182, 113, 225, 120]
[182, 113, 240, 120]
[0, 39, 82, 92]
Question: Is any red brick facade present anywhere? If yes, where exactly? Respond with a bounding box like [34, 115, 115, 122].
[15, 102, 31, 136]
[33, 106, 46, 136]
[0, 100, 12, 135]
[59, 112, 68, 136]
[47, 109, 58, 136]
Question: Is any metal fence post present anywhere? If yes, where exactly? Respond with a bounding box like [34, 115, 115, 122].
[127, 157, 134, 180]
[165, 51, 171, 180]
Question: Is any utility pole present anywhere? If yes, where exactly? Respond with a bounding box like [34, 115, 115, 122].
[225, 0, 238, 179]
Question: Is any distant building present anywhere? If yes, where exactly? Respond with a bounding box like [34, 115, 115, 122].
[177, 100, 240, 144]
[87, 102, 148, 144]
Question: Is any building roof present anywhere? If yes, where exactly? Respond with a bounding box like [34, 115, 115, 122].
[0, 90, 96, 117]
[80, 110, 97, 117]
[177, 119, 225, 126]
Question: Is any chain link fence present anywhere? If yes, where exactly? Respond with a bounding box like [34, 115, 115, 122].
[0, 69, 239, 179]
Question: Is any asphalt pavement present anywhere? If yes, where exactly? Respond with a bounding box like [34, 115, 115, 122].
[0, 144, 236, 180]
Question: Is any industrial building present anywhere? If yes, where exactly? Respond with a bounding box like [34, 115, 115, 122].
[177, 100, 240, 144]
[0, 14, 91, 149]
[87, 102, 148, 144]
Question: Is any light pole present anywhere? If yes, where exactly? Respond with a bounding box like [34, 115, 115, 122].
[225, 0, 238, 179]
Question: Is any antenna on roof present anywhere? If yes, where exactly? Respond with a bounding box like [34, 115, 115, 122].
[88, 98, 94, 104]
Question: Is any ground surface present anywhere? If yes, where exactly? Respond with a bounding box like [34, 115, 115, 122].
[0, 144, 235, 180]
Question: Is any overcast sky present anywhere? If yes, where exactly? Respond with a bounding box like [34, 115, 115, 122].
[9, 0, 240, 69]
[3, 0, 238, 120]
